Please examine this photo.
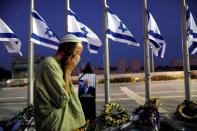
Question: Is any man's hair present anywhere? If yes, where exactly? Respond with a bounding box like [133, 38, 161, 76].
[57, 42, 78, 56]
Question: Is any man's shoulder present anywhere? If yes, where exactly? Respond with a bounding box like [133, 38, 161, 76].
[41, 57, 58, 66]
[38, 57, 61, 70]
[43, 57, 55, 63]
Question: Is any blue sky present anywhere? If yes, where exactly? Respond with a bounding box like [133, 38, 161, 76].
[0, 0, 197, 70]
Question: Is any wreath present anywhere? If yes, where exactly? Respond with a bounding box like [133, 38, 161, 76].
[101, 102, 129, 127]
[176, 100, 197, 122]
[131, 98, 161, 129]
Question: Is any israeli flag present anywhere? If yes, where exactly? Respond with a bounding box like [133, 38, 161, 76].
[67, 9, 102, 54]
[106, 5, 140, 47]
[186, 5, 197, 55]
[0, 19, 22, 56]
[31, 10, 60, 50]
[148, 11, 166, 58]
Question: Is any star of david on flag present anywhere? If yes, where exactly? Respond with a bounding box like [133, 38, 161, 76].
[106, 5, 140, 47]
[186, 5, 197, 55]
[31, 10, 60, 50]
[148, 10, 166, 58]
[67, 9, 102, 54]
[0, 18, 22, 56]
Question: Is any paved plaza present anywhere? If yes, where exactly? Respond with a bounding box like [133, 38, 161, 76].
[0, 80, 197, 121]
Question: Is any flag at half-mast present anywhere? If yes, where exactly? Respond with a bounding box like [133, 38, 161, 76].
[186, 5, 197, 55]
[31, 10, 60, 50]
[0, 19, 22, 56]
[148, 10, 166, 58]
[106, 5, 140, 47]
[67, 9, 102, 54]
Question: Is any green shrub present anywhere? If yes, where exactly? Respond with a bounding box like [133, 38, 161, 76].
[151, 75, 177, 81]
[97, 77, 136, 83]
[98, 79, 104, 84]
[8, 83, 27, 87]
[110, 77, 135, 83]
[191, 71, 197, 79]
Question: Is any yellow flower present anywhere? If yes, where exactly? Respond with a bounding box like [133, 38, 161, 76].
[106, 107, 110, 111]
[119, 119, 123, 123]
[105, 116, 110, 120]
[118, 106, 123, 111]
[112, 123, 116, 127]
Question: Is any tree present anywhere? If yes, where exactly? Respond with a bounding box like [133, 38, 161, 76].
[0, 67, 11, 81]
[82, 62, 93, 74]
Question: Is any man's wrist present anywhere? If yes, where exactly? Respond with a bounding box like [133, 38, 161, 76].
[64, 69, 71, 75]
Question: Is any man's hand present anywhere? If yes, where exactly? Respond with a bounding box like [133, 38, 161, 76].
[63, 55, 77, 92]
[64, 55, 77, 73]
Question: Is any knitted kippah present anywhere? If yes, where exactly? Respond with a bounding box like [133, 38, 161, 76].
[60, 34, 82, 44]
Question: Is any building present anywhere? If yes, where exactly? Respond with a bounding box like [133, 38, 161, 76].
[12, 56, 45, 79]
[130, 59, 141, 72]
[117, 58, 126, 73]
[170, 59, 183, 68]
[190, 56, 197, 66]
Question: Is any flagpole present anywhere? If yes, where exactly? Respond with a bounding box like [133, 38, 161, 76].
[28, 0, 34, 105]
[103, 0, 110, 103]
[181, 0, 191, 101]
[151, 48, 154, 72]
[143, 0, 151, 99]
[66, 0, 69, 34]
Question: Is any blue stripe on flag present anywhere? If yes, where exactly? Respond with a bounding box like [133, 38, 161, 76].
[188, 29, 197, 38]
[189, 42, 197, 53]
[31, 33, 59, 46]
[84, 42, 100, 51]
[67, 10, 83, 23]
[0, 33, 17, 38]
[107, 29, 137, 43]
[149, 39, 161, 48]
[106, 7, 116, 15]
[186, 7, 190, 21]
[148, 30, 164, 40]
[147, 10, 150, 22]
[158, 46, 162, 57]
[32, 12, 45, 22]
[192, 32, 197, 38]
[89, 43, 99, 50]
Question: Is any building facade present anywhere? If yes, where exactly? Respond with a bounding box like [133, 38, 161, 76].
[12, 56, 45, 79]
[117, 58, 126, 73]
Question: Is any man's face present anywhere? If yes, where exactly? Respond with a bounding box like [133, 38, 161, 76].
[70, 43, 83, 67]
[84, 79, 89, 87]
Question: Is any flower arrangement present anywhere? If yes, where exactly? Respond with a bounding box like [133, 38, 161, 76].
[175, 100, 197, 122]
[0, 105, 35, 131]
[131, 98, 161, 130]
[101, 102, 129, 127]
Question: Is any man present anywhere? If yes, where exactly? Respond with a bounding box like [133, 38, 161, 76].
[79, 78, 95, 97]
[34, 34, 85, 131]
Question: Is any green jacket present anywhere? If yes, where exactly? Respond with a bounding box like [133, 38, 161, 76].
[34, 57, 85, 131]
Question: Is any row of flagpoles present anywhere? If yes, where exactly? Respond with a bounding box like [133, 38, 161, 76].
[0, 0, 196, 104]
